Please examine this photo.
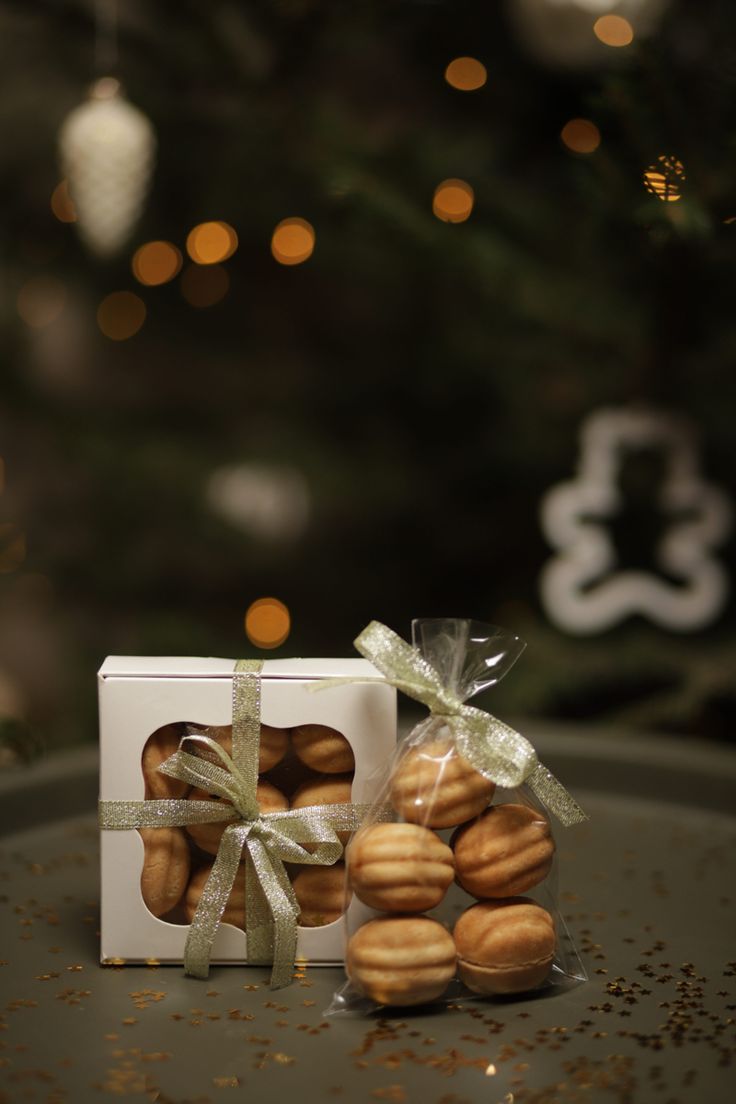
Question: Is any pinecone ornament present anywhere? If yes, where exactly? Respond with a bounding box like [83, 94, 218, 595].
[59, 77, 155, 259]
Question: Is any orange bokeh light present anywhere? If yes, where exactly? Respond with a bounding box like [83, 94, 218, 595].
[593, 14, 634, 48]
[444, 56, 487, 92]
[186, 221, 238, 265]
[244, 597, 291, 649]
[97, 291, 146, 341]
[432, 179, 474, 223]
[561, 118, 601, 155]
[271, 218, 316, 266]
[132, 241, 182, 286]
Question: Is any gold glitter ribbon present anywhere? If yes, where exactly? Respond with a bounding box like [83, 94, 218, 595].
[353, 622, 587, 827]
[99, 659, 382, 987]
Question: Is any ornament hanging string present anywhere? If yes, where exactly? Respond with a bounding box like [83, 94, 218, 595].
[94, 0, 118, 75]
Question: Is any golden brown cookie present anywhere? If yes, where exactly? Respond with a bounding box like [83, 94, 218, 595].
[292, 862, 349, 926]
[189, 723, 288, 773]
[142, 724, 189, 799]
[346, 915, 456, 1006]
[347, 822, 454, 912]
[291, 724, 355, 774]
[291, 774, 354, 847]
[185, 780, 289, 855]
[453, 898, 555, 994]
[452, 803, 554, 898]
[139, 826, 190, 918]
[184, 863, 247, 929]
[389, 738, 495, 828]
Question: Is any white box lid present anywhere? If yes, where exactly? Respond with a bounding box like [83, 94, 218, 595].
[98, 656, 383, 680]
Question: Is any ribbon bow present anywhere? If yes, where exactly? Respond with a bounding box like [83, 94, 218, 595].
[353, 622, 587, 827]
[100, 660, 382, 987]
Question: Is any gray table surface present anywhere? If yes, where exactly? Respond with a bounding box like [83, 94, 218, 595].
[1, 728, 735, 1103]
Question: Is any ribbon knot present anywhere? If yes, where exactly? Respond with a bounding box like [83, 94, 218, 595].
[426, 686, 465, 717]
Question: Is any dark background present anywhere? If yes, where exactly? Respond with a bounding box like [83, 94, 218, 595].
[1, 0, 734, 755]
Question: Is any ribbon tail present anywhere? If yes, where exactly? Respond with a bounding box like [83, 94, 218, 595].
[184, 824, 246, 979]
[244, 850, 272, 967]
[527, 762, 588, 827]
[247, 839, 299, 990]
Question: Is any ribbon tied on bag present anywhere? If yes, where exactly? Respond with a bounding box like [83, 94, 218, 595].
[99, 659, 383, 988]
[353, 621, 587, 827]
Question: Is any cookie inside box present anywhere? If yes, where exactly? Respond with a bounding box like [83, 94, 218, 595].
[138, 721, 355, 930]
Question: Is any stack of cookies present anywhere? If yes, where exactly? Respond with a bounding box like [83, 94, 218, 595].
[345, 736, 557, 1006]
[138, 721, 355, 931]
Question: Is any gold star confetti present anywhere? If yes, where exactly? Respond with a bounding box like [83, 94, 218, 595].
[371, 1088, 406, 1103]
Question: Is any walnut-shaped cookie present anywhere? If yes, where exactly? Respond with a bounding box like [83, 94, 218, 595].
[189, 723, 288, 773]
[347, 822, 454, 913]
[292, 862, 349, 926]
[452, 803, 554, 898]
[346, 915, 456, 1006]
[142, 724, 189, 799]
[139, 826, 190, 918]
[291, 774, 354, 848]
[389, 738, 495, 828]
[453, 897, 555, 994]
[291, 724, 355, 774]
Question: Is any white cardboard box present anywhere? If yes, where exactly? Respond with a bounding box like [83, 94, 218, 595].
[98, 655, 396, 965]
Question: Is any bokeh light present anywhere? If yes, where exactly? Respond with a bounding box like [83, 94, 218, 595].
[593, 14, 634, 47]
[186, 221, 238, 265]
[17, 276, 66, 329]
[245, 597, 291, 649]
[180, 263, 229, 307]
[444, 57, 487, 91]
[206, 462, 311, 541]
[432, 179, 474, 223]
[644, 155, 685, 202]
[132, 240, 182, 286]
[50, 180, 77, 223]
[97, 291, 146, 340]
[271, 218, 316, 265]
[0, 523, 26, 574]
[561, 118, 601, 154]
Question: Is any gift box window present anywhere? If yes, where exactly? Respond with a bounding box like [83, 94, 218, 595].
[98, 656, 396, 968]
